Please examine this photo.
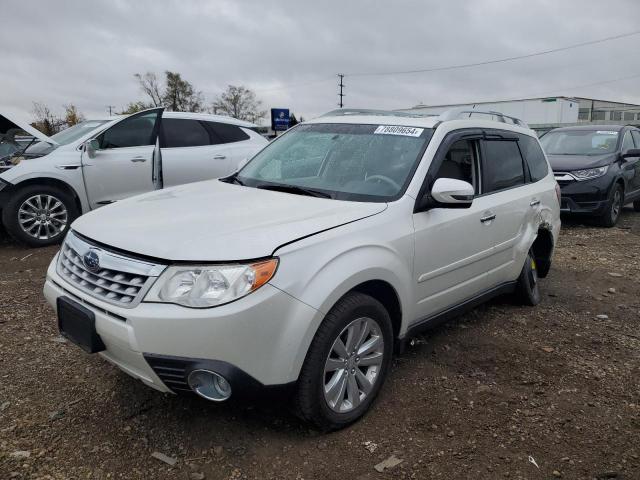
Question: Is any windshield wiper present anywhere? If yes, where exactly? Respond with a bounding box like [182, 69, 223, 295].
[220, 174, 244, 186]
[256, 183, 332, 198]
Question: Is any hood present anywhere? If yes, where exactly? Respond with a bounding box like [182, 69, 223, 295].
[0, 113, 59, 146]
[547, 153, 616, 172]
[72, 180, 387, 261]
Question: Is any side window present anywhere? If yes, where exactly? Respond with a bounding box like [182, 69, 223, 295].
[631, 130, 640, 148]
[162, 119, 210, 148]
[519, 134, 548, 182]
[435, 139, 478, 192]
[481, 139, 525, 193]
[622, 131, 635, 152]
[98, 112, 157, 149]
[206, 122, 250, 144]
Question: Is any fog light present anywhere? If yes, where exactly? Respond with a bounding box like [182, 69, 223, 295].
[187, 369, 232, 401]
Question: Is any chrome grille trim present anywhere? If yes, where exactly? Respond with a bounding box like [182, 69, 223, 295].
[57, 231, 166, 308]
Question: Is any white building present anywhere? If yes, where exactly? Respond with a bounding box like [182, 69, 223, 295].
[398, 96, 640, 135]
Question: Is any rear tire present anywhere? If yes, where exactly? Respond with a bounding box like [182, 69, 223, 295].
[294, 292, 393, 431]
[634, 200, 640, 212]
[516, 249, 541, 306]
[596, 184, 623, 228]
[2, 184, 78, 247]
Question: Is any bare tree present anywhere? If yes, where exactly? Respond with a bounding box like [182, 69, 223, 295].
[134, 72, 164, 107]
[64, 104, 85, 126]
[31, 102, 65, 136]
[211, 85, 266, 123]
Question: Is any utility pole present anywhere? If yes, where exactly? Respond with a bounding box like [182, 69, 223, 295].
[107, 105, 115, 116]
[337, 74, 345, 108]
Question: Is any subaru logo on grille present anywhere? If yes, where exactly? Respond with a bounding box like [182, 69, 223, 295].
[83, 249, 101, 272]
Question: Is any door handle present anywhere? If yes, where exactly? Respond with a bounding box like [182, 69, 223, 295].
[530, 199, 540, 206]
[131, 157, 147, 163]
[480, 213, 496, 223]
[213, 155, 226, 160]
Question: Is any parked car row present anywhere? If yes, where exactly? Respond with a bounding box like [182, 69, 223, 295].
[42, 107, 561, 430]
[540, 124, 640, 226]
[0, 108, 267, 246]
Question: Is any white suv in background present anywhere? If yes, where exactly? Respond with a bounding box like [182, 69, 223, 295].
[43, 108, 560, 431]
[0, 108, 267, 246]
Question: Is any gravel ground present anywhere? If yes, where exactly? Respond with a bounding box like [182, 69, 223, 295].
[1, 210, 639, 480]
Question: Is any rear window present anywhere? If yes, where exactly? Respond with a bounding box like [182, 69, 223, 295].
[481, 139, 525, 193]
[518, 134, 548, 182]
[206, 122, 250, 144]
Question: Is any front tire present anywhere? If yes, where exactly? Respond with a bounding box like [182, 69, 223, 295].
[596, 184, 623, 228]
[294, 292, 393, 431]
[2, 185, 78, 247]
[634, 200, 640, 212]
[516, 249, 541, 306]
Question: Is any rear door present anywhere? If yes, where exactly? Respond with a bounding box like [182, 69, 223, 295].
[81, 108, 163, 208]
[161, 119, 256, 187]
[478, 131, 540, 286]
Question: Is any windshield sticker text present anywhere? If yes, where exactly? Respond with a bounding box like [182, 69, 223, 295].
[374, 125, 424, 137]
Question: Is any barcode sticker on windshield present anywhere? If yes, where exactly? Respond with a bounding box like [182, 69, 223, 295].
[374, 125, 424, 137]
[596, 131, 618, 135]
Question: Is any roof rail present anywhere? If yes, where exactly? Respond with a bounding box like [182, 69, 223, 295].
[438, 107, 529, 128]
[321, 108, 436, 119]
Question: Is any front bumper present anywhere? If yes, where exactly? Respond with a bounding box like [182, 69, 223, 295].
[555, 172, 614, 215]
[44, 254, 319, 395]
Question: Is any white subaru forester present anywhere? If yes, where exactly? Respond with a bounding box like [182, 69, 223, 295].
[44, 108, 560, 431]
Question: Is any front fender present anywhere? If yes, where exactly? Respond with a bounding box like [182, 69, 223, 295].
[1, 167, 89, 213]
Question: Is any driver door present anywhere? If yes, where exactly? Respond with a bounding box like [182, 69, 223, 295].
[81, 108, 163, 209]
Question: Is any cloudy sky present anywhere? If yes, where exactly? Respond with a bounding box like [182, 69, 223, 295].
[2, 0, 640, 125]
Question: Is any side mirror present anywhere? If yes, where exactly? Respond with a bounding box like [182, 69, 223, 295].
[621, 148, 640, 159]
[84, 139, 100, 159]
[430, 178, 474, 208]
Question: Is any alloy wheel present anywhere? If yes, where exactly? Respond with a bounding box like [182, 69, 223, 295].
[611, 189, 622, 222]
[323, 317, 385, 413]
[18, 194, 68, 240]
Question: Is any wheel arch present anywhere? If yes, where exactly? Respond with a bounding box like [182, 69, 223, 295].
[8, 177, 84, 215]
[531, 225, 554, 278]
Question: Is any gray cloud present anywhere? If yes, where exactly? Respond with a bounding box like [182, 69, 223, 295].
[1, 0, 640, 124]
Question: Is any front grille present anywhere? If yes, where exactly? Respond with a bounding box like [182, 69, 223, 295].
[57, 231, 165, 308]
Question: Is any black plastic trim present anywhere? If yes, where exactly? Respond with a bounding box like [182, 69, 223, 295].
[401, 281, 517, 343]
[144, 353, 296, 399]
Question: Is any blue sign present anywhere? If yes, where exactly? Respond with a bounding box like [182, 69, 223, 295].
[271, 108, 290, 131]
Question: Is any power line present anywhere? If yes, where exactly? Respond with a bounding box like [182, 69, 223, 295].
[346, 29, 640, 77]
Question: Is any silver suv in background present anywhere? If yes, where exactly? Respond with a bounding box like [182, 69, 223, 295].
[0, 108, 267, 246]
[44, 108, 560, 431]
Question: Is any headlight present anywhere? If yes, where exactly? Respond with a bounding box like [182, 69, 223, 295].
[571, 166, 608, 181]
[145, 258, 278, 308]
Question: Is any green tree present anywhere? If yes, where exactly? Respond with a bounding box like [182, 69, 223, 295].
[211, 85, 266, 123]
[64, 104, 85, 126]
[133, 71, 204, 112]
[118, 101, 153, 115]
[163, 71, 204, 112]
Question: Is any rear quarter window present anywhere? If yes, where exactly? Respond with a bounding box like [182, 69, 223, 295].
[518, 134, 549, 182]
[206, 122, 250, 144]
